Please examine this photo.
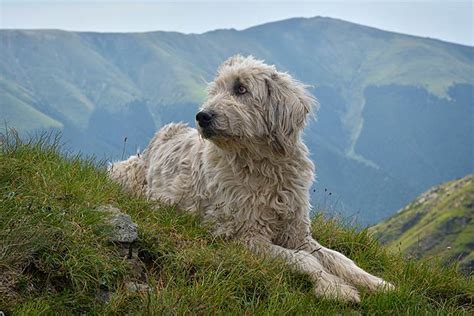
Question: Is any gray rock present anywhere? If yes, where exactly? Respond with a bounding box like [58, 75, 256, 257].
[97, 205, 138, 243]
[125, 281, 151, 293]
[96, 289, 111, 303]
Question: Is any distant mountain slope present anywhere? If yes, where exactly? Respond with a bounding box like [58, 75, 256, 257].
[371, 174, 474, 273]
[1, 17, 473, 225]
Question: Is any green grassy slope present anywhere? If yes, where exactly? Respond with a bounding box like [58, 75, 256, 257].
[1, 133, 473, 314]
[371, 174, 474, 274]
[0, 77, 63, 131]
[0, 30, 139, 129]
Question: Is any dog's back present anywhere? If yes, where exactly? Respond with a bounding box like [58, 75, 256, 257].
[107, 124, 191, 196]
[109, 123, 203, 208]
[141, 123, 204, 208]
[108, 154, 147, 196]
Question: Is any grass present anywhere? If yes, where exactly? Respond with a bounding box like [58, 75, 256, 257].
[0, 131, 473, 315]
[371, 175, 474, 274]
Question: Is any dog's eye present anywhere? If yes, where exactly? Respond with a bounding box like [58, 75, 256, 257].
[237, 85, 247, 95]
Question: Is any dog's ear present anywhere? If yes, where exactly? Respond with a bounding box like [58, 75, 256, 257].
[264, 72, 316, 155]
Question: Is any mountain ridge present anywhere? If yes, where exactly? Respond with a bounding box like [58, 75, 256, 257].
[210, 16, 474, 48]
[6, 15, 474, 48]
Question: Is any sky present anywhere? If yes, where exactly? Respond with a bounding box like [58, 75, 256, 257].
[1, 0, 473, 46]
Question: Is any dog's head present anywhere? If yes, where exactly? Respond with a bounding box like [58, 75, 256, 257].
[196, 55, 316, 155]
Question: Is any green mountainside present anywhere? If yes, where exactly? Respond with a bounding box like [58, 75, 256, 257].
[372, 174, 474, 274]
[0, 134, 472, 314]
[1, 17, 473, 225]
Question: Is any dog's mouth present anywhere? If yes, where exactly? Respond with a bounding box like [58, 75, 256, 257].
[198, 125, 216, 139]
[197, 125, 233, 142]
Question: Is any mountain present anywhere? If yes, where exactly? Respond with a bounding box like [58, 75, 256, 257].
[371, 174, 474, 274]
[1, 17, 473, 225]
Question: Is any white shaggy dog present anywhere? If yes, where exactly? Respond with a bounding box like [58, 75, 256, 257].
[109, 55, 393, 302]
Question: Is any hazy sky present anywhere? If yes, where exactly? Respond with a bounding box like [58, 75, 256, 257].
[1, 0, 473, 46]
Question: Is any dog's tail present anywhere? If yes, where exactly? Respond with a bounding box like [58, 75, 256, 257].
[108, 154, 147, 196]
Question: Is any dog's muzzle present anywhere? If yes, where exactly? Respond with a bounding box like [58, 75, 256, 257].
[196, 111, 216, 138]
[196, 111, 215, 127]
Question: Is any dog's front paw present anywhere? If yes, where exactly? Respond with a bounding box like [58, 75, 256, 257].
[367, 279, 395, 293]
[314, 281, 361, 303]
[359, 274, 395, 293]
[378, 280, 395, 292]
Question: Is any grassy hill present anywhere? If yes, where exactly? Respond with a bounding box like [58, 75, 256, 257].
[1, 132, 473, 314]
[371, 174, 474, 274]
[1, 17, 473, 226]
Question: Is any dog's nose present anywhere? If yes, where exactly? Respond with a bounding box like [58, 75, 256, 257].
[196, 111, 214, 128]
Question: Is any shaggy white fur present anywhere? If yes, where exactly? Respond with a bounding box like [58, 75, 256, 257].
[109, 55, 393, 302]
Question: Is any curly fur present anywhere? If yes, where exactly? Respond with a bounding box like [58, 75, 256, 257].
[108, 55, 393, 302]
[107, 155, 146, 195]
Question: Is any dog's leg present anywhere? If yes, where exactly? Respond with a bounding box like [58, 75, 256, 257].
[303, 237, 394, 293]
[246, 239, 361, 303]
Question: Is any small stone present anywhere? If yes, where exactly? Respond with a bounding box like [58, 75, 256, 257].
[97, 289, 111, 303]
[125, 281, 151, 293]
[97, 205, 138, 243]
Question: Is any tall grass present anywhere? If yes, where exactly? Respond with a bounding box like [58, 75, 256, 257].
[0, 131, 472, 314]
